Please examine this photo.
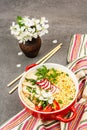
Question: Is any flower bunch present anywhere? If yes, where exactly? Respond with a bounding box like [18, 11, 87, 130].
[10, 16, 49, 43]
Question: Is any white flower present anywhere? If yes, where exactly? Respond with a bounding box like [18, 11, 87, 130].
[33, 33, 38, 39]
[22, 16, 34, 27]
[36, 24, 42, 31]
[43, 24, 49, 29]
[10, 16, 49, 43]
[20, 26, 25, 32]
[38, 30, 48, 37]
[41, 17, 48, 24]
[34, 19, 40, 24]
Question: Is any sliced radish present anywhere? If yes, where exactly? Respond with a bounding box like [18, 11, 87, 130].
[36, 79, 46, 85]
[36, 79, 51, 90]
[41, 80, 49, 89]
[50, 85, 56, 94]
[36, 79, 60, 93]
[50, 85, 60, 94]
[44, 81, 51, 90]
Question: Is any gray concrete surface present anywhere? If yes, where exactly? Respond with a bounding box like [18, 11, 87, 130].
[0, 0, 87, 126]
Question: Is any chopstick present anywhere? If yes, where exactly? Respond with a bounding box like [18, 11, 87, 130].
[7, 72, 25, 87]
[9, 85, 18, 94]
[36, 43, 62, 64]
[7, 43, 62, 87]
[8, 43, 62, 94]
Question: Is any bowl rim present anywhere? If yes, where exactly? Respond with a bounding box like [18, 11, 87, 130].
[18, 63, 79, 114]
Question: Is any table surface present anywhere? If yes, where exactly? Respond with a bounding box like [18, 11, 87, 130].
[0, 0, 87, 126]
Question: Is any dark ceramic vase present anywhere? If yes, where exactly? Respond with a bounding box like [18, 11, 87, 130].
[19, 37, 41, 58]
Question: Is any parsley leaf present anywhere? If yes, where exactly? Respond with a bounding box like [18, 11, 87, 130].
[35, 65, 49, 80]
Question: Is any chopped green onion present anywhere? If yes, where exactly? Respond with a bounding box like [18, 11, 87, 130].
[25, 78, 36, 85]
[58, 100, 63, 104]
[69, 97, 73, 100]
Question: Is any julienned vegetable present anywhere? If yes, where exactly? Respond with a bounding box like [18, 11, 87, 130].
[21, 65, 76, 112]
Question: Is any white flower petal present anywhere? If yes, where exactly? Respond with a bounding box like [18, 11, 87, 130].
[52, 40, 58, 44]
[33, 33, 38, 38]
[18, 52, 23, 56]
[16, 64, 21, 68]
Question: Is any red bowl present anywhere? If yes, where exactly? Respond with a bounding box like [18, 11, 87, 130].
[18, 63, 78, 122]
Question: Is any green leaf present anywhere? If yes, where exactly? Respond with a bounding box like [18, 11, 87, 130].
[35, 65, 49, 79]
[17, 16, 22, 21]
[25, 78, 36, 85]
[16, 16, 24, 27]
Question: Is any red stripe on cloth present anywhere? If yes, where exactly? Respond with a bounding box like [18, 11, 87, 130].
[78, 103, 87, 130]
[0, 109, 31, 130]
[67, 104, 84, 130]
[25, 117, 38, 130]
[77, 78, 86, 101]
[72, 34, 81, 60]
[78, 124, 87, 130]
[79, 78, 86, 90]
[86, 42, 87, 48]
[71, 59, 87, 72]
[27, 118, 39, 130]
[70, 34, 77, 61]
[70, 34, 82, 62]
[21, 118, 29, 130]
[85, 104, 87, 108]
[77, 79, 85, 101]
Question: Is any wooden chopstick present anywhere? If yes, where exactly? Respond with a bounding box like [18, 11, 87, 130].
[7, 73, 25, 87]
[9, 43, 62, 94]
[7, 43, 62, 87]
[39, 44, 62, 64]
[36, 43, 62, 64]
[9, 85, 18, 94]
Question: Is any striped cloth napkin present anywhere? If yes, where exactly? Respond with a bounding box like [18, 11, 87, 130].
[0, 34, 87, 130]
[67, 34, 87, 62]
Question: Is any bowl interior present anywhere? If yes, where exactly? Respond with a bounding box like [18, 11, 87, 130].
[18, 63, 78, 113]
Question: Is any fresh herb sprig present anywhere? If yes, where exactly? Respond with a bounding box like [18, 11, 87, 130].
[25, 78, 36, 85]
[35, 65, 60, 84]
[35, 65, 49, 80]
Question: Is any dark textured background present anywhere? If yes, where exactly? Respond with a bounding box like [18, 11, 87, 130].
[0, 0, 87, 125]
